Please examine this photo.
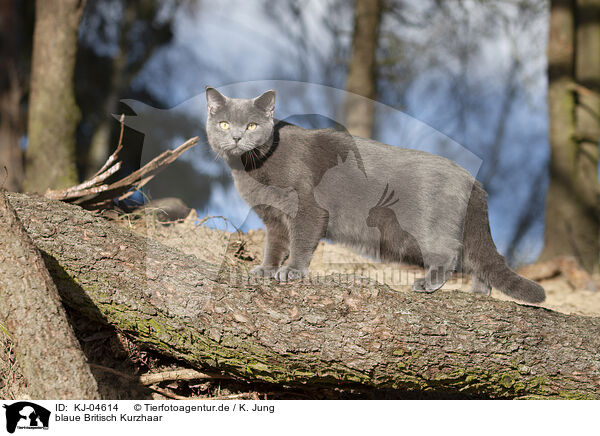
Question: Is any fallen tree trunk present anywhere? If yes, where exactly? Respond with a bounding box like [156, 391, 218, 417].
[0, 190, 100, 399]
[7, 192, 600, 399]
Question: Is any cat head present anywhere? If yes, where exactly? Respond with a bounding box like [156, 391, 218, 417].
[205, 87, 276, 158]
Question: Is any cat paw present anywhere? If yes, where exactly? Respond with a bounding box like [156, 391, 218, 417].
[411, 278, 441, 293]
[249, 265, 278, 278]
[468, 287, 491, 296]
[469, 278, 491, 296]
[274, 266, 307, 282]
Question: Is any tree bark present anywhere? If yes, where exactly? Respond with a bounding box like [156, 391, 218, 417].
[542, 0, 599, 272]
[343, 0, 383, 138]
[0, 190, 100, 399]
[5, 192, 600, 399]
[23, 0, 85, 193]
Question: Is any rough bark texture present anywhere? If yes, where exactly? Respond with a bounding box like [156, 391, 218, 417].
[343, 0, 382, 138]
[0, 190, 100, 399]
[23, 0, 85, 193]
[542, 0, 599, 272]
[7, 193, 600, 399]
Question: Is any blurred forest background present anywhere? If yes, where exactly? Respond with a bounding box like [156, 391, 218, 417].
[0, 0, 598, 271]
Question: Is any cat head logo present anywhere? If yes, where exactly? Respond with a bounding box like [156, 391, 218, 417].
[3, 402, 50, 434]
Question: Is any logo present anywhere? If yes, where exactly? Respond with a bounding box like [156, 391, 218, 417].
[3, 402, 50, 434]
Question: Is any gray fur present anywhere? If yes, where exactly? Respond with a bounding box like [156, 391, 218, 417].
[205, 87, 545, 304]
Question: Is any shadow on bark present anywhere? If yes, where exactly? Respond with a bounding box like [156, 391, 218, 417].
[41, 252, 152, 400]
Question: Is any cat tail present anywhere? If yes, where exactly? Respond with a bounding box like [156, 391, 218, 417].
[463, 183, 546, 304]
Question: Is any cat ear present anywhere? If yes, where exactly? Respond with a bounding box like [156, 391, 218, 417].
[206, 86, 226, 115]
[253, 90, 276, 116]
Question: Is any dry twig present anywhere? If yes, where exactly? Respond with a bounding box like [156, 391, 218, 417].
[150, 386, 189, 400]
[89, 363, 234, 399]
[44, 114, 199, 210]
[205, 392, 261, 400]
[139, 369, 232, 385]
[90, 363, 231, 385]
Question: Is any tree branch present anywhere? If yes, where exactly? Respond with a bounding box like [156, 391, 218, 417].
[44, 113, 199, 210]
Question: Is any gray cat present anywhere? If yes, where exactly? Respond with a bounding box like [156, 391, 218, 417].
[205, 86, 545, 304]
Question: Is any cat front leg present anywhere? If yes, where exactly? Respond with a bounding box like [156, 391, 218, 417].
[250, 210, 289, 278]
[274, 205, 328, 282]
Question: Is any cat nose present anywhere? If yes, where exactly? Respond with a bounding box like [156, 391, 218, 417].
[232, 136, 241, 143]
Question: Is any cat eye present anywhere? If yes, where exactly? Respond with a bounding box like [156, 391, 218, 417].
[219, 121, 230, 130]
[247, 122, 258, 131]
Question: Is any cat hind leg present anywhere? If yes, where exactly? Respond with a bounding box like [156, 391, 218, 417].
[469, 276, 491, 296]
[411, 253, 457, 293]
[411, 266, 453, 293]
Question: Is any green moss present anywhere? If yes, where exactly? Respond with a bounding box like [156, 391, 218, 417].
[247, 361, 270, 374]
[341, 371, 370, 384]
[499, 374, 514, 389]
[557, 391, 597, 400]
[432, 370, 465, 382]
[293, 370, 316, 379]
[513, 382, 526, 393]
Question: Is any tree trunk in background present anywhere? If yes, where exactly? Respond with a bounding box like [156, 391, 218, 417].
[343, 0, 382, 138]
[85, 2, 131, 178]
[23, 0, 85, 193]
[0, 190, 100, 399]
[573, 0, 600, 270]
[0, 0, 24, 192]
[542, 0, 599, 273]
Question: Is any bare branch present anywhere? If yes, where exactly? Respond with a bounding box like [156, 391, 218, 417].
[44, 110, 199, 210]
